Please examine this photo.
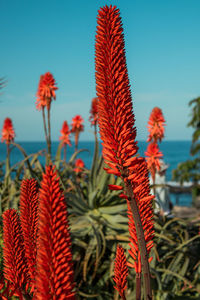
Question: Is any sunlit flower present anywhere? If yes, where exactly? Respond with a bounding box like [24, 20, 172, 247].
[74, 158, 84, 173]
[36, 165, 75, 299]
[1, 118, 15, 144]
[3, 209, 30, 296]
[147, 107, 165, 142]
[126, 159, 154, 273]
[19, 179, 39, 289]
[36, 72, 58, 110]
[89, 97, 99, 126]
[113, 245, 128, 298]
[35, 75, 45, 110]
[71, 115, 84, 150]
[59, 121, 71, 146]
[95, 6, 154, 294]
[145, 142, 163, 181]
[71, 115, 84, 132]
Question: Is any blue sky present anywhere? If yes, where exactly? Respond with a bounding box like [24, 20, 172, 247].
[1, 0, 200, 141]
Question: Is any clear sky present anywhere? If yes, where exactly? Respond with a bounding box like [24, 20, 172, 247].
[1, 0, 200, 141]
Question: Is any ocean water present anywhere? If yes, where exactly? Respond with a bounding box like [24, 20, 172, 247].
[0, 140, 192, 206]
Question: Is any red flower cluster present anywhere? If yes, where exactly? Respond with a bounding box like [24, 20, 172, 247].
[145, 107, 165, 181]
[126, 159, 154, 273]
[145, 143, 163, 182]
[59, 120, 71, 146]
[71, 115, 84, 133]
[74, 158, 84, 173]
[36, 72, 58, 110]
[147, 107, 165, 143]
[3, 209, 30, 298]
[2, 166, 75, 299]
[19, 179, 39, 290]
[71, 115, 84, 150]
[36, 165, 75, 299]
[1, 118, 15, 144]
[89, 97, 99, 126]
[113, 245, 128, 298]
[95, 4, 154, 286]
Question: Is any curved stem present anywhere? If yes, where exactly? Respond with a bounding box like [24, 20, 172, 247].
[6, 143, 10, 174]
[75, 131, 79, 152]
[64, 144, 67, 162]
[125, 182, 152, 300]
[42, 107, 49, 164]
[121, 292, 126, 300]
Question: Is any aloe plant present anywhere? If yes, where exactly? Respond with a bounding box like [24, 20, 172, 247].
[65, 141, 129, 298]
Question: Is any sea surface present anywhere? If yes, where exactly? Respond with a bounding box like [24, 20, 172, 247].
[0, 140, 193, 206]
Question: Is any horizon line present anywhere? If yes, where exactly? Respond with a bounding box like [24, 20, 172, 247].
[12, 139, 191, 143]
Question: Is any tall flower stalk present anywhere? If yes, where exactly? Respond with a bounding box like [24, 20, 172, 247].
[1, 166, 75, 299]
[1, 118, 15, 172]
[59, 120, 71, 162]
[19, 179, 39, 290]
[35, 165, 75, 299]
[145, 107, 165, 196]
[89, 97, 99, 137]
[95, 5, 154, 299]
[36, 72, 58, 163]
[71, 115, 84, 151]
[2, 209, 30, 298]
[113, 245, 128, 300]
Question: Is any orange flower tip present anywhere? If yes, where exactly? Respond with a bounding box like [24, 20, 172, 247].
[148, 256, 153, 263]
[127, 261, 135, 268]
[74, 158, 85, 173]
[119, 193, 128, 200]
[133, 185, 141, 194]
[108, 184, 123, 191]
[104, 168, 121, 176]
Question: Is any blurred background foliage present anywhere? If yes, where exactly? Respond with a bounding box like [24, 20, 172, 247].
[173, 97, 200, 206]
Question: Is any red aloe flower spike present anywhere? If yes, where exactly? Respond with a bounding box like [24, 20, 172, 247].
[89, 97, 99, 127]
[36, 72, 58, 111]
[59, 121, 71, 146]
[113, 245, 128, 300]
[71, 115, 84, 151]
[95, 5, 153, 299]
[126, 159, 154, 300]
[1, 118, 15, 144]
[59, 121, 71, 162]
[145, 142, 163, 182]
[35, 165, 75, 299]
[2, 209, 30, 297]
[127, 160, 154, 271]
[35, 72, 58, 162]
[147, 107, 165, 143]
[74, 158, 85, 173]
[19, 179, 39, 290]
[35, 75, 45, 110]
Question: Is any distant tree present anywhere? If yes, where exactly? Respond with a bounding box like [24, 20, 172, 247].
[188, 97, 200, 155]
[172, 97, 200, 199]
